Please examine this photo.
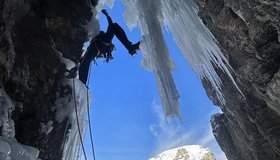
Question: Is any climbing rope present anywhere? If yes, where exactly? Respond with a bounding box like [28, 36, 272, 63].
[85, 62, 97, 160]
[72, 59, 96, 160]
[72, 78, 88, 160]
[52, 33, 96, 159]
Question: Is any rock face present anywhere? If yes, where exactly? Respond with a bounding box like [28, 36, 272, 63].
[194, 0, 280, 159]
[0, 0, 97, 159]
[149, 145, 216, 160]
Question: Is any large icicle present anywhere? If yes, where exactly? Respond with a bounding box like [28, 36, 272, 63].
[160, 0, 243, 103]
[124, 0, 182, 121]
[123, 0, 243, 107]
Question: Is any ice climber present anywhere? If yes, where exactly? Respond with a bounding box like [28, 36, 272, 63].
[79, 9, 141, 84]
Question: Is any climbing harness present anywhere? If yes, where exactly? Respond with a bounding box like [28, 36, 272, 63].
[92, 38, 115, 64]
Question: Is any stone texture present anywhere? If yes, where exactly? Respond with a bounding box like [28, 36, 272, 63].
[0, 0, 97, 159]
[194, 0, 280, 159]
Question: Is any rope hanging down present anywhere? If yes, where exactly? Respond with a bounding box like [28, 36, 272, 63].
[72, 60, 96, 160]
[72, 78, 88, 160]
[52, 33, 96, 159]
[86, 62, 97, 160]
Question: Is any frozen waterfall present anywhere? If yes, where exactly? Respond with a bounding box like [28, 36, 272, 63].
[122, 0, 243, 119]
[124, 0, 182, 121]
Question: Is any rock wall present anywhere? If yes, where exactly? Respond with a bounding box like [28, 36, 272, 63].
[0, 0, 96, 159]
[194, 0, 280, 159]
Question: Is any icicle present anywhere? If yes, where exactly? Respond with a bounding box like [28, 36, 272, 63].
[123, 0, 182, 121]
[160, 0, 244, 103]
[123, 0, 244, 109]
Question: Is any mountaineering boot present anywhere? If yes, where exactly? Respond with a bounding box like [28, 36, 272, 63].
[128, 41, 141, 55]
[101, 9, 109, 16]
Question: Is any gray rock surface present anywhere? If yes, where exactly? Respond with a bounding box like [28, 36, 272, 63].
[194, 0, 280, 159]
[0, 0, 97, 159]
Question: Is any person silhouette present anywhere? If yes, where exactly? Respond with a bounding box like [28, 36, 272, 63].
[79, 9, 140, 84]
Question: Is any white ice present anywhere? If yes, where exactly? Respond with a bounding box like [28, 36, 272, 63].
[149, 145, 215, 160]
[62, 78, 91, 160]
[123, 0, 182, 121]
[122, 0, 243, 118]
[0, 136, 39, 160]
[160, 0, 244, 103]
[0, 88, 15, 138]
[52, 78, 91, 160]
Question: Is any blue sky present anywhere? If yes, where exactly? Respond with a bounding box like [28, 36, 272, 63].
[84, 1, 226, 160]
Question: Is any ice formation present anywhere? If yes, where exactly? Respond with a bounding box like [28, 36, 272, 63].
[62, 78, 90, 160]
[0, 88, 15, 138]
[0, 136, 39, 160]
[50, 30, 92, 159]
[97, 0, 115, 9]
[123, 0, 182, 121]
[160, 0, 243, 103]
[51, 78, 91, 160]
[84, 0, 115, 39]
[0, 89, 39, 160]
[51, 2, 112, 159]
[123, 0, 243, 118]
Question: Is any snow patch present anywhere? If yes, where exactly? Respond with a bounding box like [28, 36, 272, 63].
[149, 145, 215, 160]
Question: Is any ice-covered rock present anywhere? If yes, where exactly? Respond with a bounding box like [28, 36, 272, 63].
[149, 145, 216, 160]
[0, 136, 39, 160]
[0, 88, 15, 138]
[54, 78, 91, 160]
